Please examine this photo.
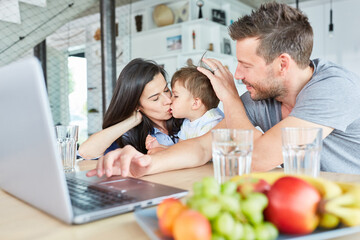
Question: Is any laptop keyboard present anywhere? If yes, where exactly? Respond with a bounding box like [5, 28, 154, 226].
[66, 177, 137, 211]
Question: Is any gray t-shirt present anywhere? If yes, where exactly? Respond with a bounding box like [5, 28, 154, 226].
[241, 58, 360, 174]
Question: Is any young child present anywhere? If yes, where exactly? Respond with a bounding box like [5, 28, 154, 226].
[146, 65, 224, 153]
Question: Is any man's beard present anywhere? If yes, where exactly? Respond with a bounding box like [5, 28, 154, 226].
[244, 70, 286, 101]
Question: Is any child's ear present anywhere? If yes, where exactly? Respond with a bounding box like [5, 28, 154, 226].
[192, 97, 202, 110]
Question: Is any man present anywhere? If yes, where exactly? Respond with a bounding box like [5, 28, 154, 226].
[87, 2, 360, 178]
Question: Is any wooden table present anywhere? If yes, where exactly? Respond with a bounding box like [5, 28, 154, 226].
[1, 160, 360, 240]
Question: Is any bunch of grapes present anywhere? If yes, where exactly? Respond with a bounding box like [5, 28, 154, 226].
[186, 177, 278, 240]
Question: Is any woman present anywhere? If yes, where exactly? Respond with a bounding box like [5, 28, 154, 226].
[78, 58, 183, 160]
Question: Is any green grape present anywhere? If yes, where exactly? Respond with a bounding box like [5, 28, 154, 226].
[187, 196, 209, 211]
[221, 181, 237, 195]
[253, 224, 270, 240]
[218, 194, 241, 214]
[241, 192, 268, 225]
[241, 201, 263, 225]
[213, 212, 235, 237]
[246, 210, 263, 226]
[246, 192, 268, 210]
[242, 223, 256, 240]
[263, 222, 279, 240]
[193, 181, 204, 196]
[229, 221, 244, 240]
[199, 200, 222, 220]
[233, 210, 247, 224]
[232, 192, 242, 202]
[202, 177, 220, 197]
[211, 233, 226, 240]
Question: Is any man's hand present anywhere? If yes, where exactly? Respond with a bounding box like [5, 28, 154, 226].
[197, 58, 239, 104]
[86, 145, 152, 178]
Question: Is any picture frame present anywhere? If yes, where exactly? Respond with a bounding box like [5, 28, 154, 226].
[166, 35, 182, 51]
[223, 38, 232, 55]
[212, 9, 226, 25]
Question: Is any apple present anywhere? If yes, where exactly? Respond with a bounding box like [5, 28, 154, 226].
[264, 176, 321, 235]
[236, 177, 271, 196]
[157, 198, 187, 237]
[173, 209, 212, 240]
[157, 198, 182, 219]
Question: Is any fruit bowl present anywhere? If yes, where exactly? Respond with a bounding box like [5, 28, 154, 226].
[134, 207, 360, 240]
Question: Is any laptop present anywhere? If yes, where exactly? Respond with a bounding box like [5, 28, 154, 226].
[0, 57, 187, 224]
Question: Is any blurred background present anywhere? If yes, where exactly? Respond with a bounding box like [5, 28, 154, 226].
[1, 0, 359, 144]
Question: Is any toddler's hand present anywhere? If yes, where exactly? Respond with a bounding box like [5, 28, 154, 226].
[147, 147, 165, 155]
[145, 134, 160, 150]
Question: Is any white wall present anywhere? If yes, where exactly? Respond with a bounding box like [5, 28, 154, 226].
[293, 0, 360, 77]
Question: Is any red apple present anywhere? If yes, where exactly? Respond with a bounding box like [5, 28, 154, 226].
[236, 177, 271, 196]
[173, 209, 212, 240]
[264, 176, 321, 235]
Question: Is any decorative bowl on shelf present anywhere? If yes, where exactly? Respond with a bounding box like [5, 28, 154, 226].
[153, 4, 174, 27]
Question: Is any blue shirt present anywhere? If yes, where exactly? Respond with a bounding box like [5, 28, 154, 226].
[105, 127, 178, 154]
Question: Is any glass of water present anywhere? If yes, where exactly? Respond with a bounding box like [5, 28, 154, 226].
[55, 125, 79, 173]
[281, 127, 323, 177]
[212, 129, 253, 184]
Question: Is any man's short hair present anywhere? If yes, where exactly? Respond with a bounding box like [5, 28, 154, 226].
[229, 2, 313, 68]
[171, 65, 219, 110]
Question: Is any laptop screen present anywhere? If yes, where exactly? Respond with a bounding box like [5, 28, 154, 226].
[0, 57, 188, 225]
[0, 57, 74, 223]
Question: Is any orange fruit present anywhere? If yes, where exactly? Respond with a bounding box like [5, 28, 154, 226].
[173, 209, 211, 240]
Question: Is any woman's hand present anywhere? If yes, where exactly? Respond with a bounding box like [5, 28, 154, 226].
[86, 145, 152, 178]
[78, 110, 144, 160]
[132, 110, 143, 126]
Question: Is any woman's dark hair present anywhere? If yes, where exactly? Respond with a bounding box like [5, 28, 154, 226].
[102, 58, 182, 153]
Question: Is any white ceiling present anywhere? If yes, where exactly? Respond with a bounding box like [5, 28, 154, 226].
[238, 0, 332, 8]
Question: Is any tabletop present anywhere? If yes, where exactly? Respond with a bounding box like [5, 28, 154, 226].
[1, 160, 360, 240]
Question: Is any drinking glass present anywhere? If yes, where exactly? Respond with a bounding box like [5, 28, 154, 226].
[281, 127, 323, 177]
[55, 125, 79, 173]
[212, 129, 253, 184]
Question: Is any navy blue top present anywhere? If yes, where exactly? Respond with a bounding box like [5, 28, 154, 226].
[105, 127, 179, 154]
